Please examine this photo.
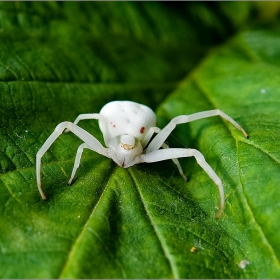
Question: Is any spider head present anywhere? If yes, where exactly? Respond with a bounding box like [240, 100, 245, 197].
[108, 134, 143, 167]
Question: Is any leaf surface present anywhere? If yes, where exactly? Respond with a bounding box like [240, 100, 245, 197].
[157, 29, 280, 278]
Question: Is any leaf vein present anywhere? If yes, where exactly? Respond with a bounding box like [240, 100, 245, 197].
[128, 168, 180, 279]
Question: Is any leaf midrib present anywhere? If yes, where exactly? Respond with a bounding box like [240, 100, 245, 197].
[57, 164, 118, 278]
[127, 169, 177, 279]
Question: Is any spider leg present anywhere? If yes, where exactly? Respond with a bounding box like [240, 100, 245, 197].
[141, 127, 161, 148]
[141, 127, 187, 180]
[141, 148, 224, 219]
[146, 109, 248, 153]
[65, 113, 105, 130]
[68, 143, 88, 185]
[64, 113, 110, 145]
[161, 143, 187, 181]
[36, 122, 108, 200]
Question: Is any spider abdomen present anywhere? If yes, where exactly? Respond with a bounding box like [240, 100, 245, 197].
[99, 101, 156, 141]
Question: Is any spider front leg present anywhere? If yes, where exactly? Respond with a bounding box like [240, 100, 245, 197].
[146, 109, 248, 153]
[141, 127, 187, 180]
[141, 148, 224, 218]
[36, 122, 108, 200]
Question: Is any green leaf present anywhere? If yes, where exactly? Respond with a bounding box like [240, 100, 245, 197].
[1, 2, 280, 278]
[157, 29, 280, 278]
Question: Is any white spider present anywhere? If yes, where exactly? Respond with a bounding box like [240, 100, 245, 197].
[36, 100, 248, 218]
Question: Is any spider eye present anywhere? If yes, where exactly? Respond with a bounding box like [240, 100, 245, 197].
[120, 135, 135, 150]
